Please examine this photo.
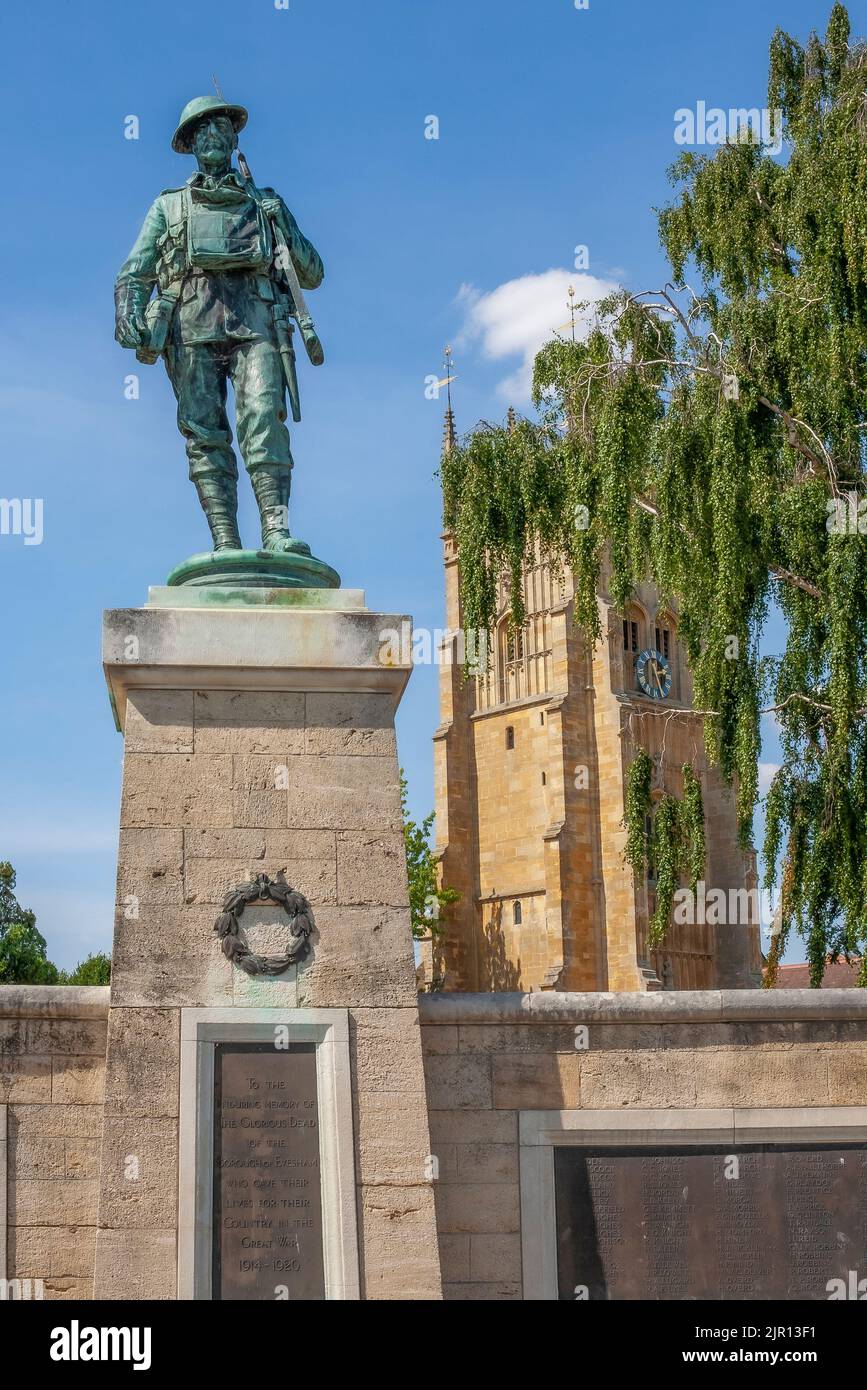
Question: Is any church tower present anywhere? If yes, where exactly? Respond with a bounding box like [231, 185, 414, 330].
[432, 405, 762, 993]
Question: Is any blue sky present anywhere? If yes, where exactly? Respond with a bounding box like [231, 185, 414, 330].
[0, 0, 849, 968]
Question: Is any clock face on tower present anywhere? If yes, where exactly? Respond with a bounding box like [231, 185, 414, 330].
[636, 648, 672, 700]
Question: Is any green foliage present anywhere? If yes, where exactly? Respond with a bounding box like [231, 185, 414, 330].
[58, 953, 112, 986]
[0, 861, 58, 983]
[0, 861, 35, 931]
[443, 6, 867, 980]
[0, 861, 111, 985]
[624, 749, 653, 875]
[0, 921, 59, 984]
[680, 764, 707, 891]
[622, 759, 708, 947]
[649, 795, 681, 947]
[400, 772, 459, 940]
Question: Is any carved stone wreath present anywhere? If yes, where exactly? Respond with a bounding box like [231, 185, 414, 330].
[214, 873, 314, 976]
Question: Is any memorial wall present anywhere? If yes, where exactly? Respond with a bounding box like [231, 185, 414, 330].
[418, 989, 867, 1301]
[2, 984, 866, 1300]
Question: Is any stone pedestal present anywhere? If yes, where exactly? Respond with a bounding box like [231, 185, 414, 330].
[93, 586, 442, 1300]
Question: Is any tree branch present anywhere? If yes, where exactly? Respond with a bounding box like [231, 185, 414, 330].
[769, 565, 823, 600]
[620, 287, 841, 494]
[634, 494, 823, 600]
[756, 395, 839, 490]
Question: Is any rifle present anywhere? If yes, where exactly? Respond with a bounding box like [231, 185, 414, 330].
[237, 151, 325, 368]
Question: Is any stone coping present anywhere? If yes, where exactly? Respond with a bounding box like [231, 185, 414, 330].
[102, 603, 414, 731]
[2, 986, 865, 1024]
[0, 985, 110, 1017]
[419, 988, 867, 1024]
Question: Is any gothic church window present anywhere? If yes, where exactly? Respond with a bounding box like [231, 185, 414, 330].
[506, 726, 515, 750]
[481, 559, 555, 711]
[623, 605, 644, 692]
[507, 629, 524, 665]
[513, 901, 523, 925]
[655, 612, 678, 697]
[497, 619, 529, 705]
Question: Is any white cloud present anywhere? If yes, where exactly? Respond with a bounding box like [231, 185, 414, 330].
[758, 762, 781, 796]
[455, 268, 621, 402]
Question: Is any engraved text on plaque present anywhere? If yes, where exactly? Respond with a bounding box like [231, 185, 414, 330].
[213, 1043, 326, 1300]
[555, 1144, 867, 1300]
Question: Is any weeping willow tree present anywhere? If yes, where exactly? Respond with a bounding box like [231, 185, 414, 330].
[623, 753, 707, 949]
[441, 4, 867, 985]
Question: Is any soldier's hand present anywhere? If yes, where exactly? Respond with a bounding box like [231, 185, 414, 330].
[115, 315, 147, 350]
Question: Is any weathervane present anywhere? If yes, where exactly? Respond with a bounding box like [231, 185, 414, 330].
[567, 285, 577, 342]
[556, 286, 579, 341]
[442, 344, 456, 411]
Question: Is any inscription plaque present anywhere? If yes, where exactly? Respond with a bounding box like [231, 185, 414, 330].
[555, 1144, 867, 1300]
[213, 1042, 325, 1300]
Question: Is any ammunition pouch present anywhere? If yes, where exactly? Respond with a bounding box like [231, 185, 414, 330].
[136, 286, 182, 365]
[154, 192, 188, 292]
[185, 186, 272, 273]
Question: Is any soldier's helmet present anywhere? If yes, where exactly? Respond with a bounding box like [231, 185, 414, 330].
[172, 95, 248, 154]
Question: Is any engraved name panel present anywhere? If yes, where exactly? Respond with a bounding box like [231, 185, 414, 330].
[555, 1144, 867, 1300]
[213, 1042, 325, 1300]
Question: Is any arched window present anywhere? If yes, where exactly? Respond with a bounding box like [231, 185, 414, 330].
[622, 615, 639, 655]
[654, 612, 678, 697]
[622, 604, 645, 691]
[476, 558, 554, 712]
[505, 726, 515, 750]
[507, 628, 524, 665]
[497, 619, 527, 704]
[513, 901, 523, 926]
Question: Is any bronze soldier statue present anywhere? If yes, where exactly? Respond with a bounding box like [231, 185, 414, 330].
[115, 95, 324, 555]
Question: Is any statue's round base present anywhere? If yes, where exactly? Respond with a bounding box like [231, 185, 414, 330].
[166, 546, 341, 590]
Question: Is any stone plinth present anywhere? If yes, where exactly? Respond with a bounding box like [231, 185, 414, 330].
[93, 587, 442, 1300]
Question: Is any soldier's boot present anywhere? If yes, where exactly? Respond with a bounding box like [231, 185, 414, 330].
[195, 475, 242, 552]
[251, 468, 309, 555]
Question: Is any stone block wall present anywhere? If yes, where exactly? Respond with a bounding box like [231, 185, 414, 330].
[94, 679, 440, 1300]
[419, 989, 867, 1300]
[4, 985, 866, 1300]
[0, 988, 108, 1298]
